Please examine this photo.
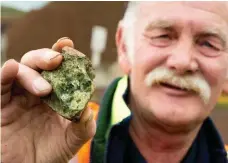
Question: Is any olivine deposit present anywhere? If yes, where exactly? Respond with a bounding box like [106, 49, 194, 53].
[41, 46, 95, 121]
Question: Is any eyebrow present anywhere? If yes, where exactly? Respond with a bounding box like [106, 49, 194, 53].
[144, 19, 228, 48]
[145, 19, 175, 31]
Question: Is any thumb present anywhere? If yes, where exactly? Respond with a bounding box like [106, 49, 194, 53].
[65, 107, 96, 154]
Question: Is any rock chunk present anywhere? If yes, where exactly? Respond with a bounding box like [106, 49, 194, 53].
[41, 46, 95, 121]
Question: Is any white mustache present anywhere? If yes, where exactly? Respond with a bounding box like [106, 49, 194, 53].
[145, 67, 211, 104]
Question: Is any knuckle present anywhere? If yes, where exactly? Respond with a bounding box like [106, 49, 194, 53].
[41, 48, 50, 51]
[20, 50, 34, 63]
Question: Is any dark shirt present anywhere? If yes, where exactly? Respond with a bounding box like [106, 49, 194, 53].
[106, 116, 227, 163]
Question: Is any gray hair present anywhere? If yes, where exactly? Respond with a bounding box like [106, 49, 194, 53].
[121, 2, 139, 63]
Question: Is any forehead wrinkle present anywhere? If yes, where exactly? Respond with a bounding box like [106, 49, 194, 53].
[138, 2, 228, 28]
[182, 1, 228, 21]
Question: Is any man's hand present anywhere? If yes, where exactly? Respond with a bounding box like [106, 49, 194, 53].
[1, 38, 96, 163]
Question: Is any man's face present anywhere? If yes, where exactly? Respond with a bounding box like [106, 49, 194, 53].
[120, 2, 228, 127]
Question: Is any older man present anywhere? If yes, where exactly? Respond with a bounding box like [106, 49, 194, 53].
[1, 1, 228, 163]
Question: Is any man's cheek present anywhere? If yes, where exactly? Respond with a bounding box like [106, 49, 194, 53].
[197, 59, 225, 88]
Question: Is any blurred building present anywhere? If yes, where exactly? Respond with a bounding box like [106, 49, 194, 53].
[4, 1, 127, 102]
[1, 5, 26, 64]
[2, 1, 228, 144]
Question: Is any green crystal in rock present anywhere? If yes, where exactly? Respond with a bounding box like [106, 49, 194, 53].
[41, 46, 95, 121]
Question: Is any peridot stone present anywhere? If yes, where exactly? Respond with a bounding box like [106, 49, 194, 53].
[41, 46, 95, 121]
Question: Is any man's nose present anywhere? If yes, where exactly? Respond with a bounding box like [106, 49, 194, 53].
[166, 40, 198, 75]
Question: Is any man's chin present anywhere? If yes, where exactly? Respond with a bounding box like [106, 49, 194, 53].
[145, 92, 206, 126]
[157, 115, 201, 130]
[146, 107, 205, 133]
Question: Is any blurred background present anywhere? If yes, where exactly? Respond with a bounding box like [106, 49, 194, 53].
[1, 1, 127, 102]
[1, 0, 227, 152]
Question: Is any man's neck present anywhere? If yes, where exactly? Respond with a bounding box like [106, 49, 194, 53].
[129, 115, 202, 163]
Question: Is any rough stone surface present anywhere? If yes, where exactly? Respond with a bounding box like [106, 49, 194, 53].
[41, 46, 95, 121]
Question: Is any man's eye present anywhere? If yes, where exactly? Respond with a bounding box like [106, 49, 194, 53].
[152, 34, 170, 39]
[199, 41, 220, 51]
[197, 39, 224, 57]
[144, 33, 173, 47]
[199, 41, 221, 51]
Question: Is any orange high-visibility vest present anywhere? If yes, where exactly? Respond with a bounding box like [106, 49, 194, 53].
[225, 145, 228, 151]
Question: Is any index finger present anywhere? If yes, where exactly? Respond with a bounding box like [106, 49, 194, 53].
[1, 59, 19, 107]
[1, 59, 18, 86]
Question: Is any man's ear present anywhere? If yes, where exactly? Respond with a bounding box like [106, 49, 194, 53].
[222, 79, 228, 95]
[115, 21, 131, 74]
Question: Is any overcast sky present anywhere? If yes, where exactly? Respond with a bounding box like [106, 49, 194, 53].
[1, 1, 50, 12]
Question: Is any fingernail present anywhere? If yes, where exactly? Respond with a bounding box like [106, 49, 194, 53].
[88, 109, 94, 121]
[85, 109, 94, 127]
[57, 37, 70, 43]
[33, 77, 51, 92]
[44, 51, 61, 62]
[89, 111, 94, 121]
